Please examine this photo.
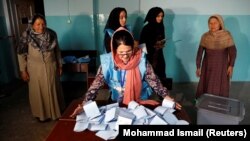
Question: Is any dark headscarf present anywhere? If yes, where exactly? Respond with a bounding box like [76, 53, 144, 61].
[17, 14, 57, 54]
[103, 7, 129, 53]
[144, 7, 164, 24]
[142, 7, 165, 42]
[104, 7, 127, 31]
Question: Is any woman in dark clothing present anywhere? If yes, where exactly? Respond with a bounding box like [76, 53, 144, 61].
[103, 7, 131, 53]
[139, 7, 167, 83]
[196, 14, 237, 98]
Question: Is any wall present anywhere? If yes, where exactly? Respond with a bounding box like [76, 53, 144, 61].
[0, 0, 17, 83]
[44, 0, 250, 82]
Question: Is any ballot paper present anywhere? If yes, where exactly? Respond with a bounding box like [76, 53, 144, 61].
[73, 100, 189, 140]
[128, 101, 139, 110]
[88, 123, 108, 131]
[145, 108, 156, 117]
[89, 115, 104, 124]
[150, 115, 168, 125]
[104, 107, 117, 123]
[132, 105, 148, 120]
[106, 102, 119, 110]
[154, 106, 169, 115]
[162, 98, 175, 108]
[115, 109, 135, 130]
[163, 112, 178, 125]
[107, 121, 117, 131]
[175, 120, 189, 125]
[96, 130, 119, 140]
[73, 121, 89, 132]
[76, 112, 88, 122]
[83, 100, 101, 119]
[133, 118, 145, 125]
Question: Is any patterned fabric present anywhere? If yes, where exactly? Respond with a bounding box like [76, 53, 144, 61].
[17, 27, 57, 54]
[196, 14, 237, 98]
[200, 14, 235, 50]
[200, 30, 235, 50]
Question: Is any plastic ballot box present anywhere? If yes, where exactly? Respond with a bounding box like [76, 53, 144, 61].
[196, 93, 245, 125]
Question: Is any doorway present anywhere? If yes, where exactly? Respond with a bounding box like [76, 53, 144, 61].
[2, 0, 44, 79]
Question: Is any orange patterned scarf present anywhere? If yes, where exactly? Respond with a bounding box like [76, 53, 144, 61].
[111, 27, 159, 106]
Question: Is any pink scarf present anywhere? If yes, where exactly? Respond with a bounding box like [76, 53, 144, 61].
[111, 27, 159, 106]
[114, 48, 142, 105]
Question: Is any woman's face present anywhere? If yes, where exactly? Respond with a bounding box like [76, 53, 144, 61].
[32, 18, 46, 33]
[119, 11, 127, 27]
[116, 44, 133, 64]
[209, 17, 220, 32]
[156, 12, 164, 23]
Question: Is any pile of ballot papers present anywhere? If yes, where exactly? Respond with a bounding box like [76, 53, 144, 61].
[73, 99, 189, 140]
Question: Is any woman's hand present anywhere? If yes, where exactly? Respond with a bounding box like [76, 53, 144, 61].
[227, 66, 233, 78]
[196, 68, 201, 77]
[58, 67, 63, 76]
[154, 39, 165, 49]
[164, 95, 182, 110]
[20, 71, 29, 82]
[70, 104, 84, 118]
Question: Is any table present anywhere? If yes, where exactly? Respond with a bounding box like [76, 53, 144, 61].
[45, 99, 191, 141]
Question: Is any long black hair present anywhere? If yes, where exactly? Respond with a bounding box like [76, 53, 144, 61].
[104, 7, 127, 31]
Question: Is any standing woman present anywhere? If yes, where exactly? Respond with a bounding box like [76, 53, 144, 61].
[103, 7, 131, 53]
[17, 14, 65, 121]
[139, 7, 167, 83]
[196, 14, 237, 98]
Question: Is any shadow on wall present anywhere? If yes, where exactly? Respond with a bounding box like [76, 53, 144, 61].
[225, 17, 250, 81]
[60, 14, 94, 50]
[164, 8, 190, 82]
[224, 17, 250, 98]
[130, 10, 144, 41]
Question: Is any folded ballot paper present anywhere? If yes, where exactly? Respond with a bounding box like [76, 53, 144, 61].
[73, 100, 189, 140]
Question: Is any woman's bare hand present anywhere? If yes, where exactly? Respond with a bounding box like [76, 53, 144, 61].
[196, 68, 201, 77]
[70, 104, 84, 118]
[164, 95, 182, 110]
[20, 71, 29, 82]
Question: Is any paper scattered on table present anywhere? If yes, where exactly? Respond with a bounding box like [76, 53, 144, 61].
[96, 130, 119, 140]
[128, 101, 139, 110]
[89, 123, 107, 131]
[73, 100, 189, 140]
[73, 121, 89, 132]
[162, 98, 175, 108]
[163, 112, 178, 125]
[83, 100, 101, 119]
[132, 105, 147, 120]
[104, 107, 117, 123]
[150, 115, 168, 125]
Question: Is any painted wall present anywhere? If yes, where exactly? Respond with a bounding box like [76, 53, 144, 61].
[44, 0, 250, 82]
[0, 0, 17, 83]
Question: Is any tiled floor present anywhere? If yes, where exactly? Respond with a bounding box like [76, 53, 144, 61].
[0, 81, 249, 141]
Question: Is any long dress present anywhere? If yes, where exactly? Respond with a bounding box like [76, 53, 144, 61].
[139, 23, 166, 80]
[17, 29, 65, 121]
[196, 30, 237, 98]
